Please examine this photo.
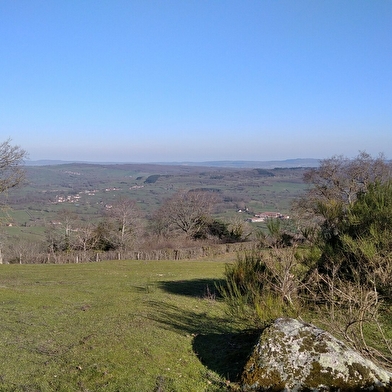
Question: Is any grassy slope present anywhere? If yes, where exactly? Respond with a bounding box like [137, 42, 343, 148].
[0, 255, 256, 392]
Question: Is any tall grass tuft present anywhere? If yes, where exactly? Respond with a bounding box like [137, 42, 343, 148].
[218, 249, 304, 328]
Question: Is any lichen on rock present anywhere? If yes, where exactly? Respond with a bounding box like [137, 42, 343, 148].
[240, 318, 392, 391]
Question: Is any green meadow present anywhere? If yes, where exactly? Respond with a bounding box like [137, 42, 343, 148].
[0, 255, 258, 392]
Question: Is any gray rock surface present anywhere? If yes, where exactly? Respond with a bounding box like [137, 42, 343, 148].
[241, 318, 392, 391]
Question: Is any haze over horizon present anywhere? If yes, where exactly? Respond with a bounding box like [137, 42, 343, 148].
[2, 1, 391, 162]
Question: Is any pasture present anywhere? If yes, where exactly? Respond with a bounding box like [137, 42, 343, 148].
[0, 255, 256, 391]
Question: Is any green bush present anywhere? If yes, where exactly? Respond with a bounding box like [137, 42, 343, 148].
[316, 181, 392, 296]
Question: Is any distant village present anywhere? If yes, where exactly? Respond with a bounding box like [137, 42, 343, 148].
[54, 185, 145, 206]
[237, 208, 290, 223]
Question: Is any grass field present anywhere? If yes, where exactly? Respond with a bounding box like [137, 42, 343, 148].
[0, 254, 259, 391]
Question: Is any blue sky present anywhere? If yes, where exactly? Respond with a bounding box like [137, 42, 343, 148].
[1, 1, 392, 162]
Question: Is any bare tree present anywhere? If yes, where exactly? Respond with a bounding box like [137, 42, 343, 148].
[44, 209, 78, 253]
[73, 222, 98, 253]
[0, 139, 28, 194]
[299, 151, 391, 209]
[3, 239, 43, 264]
[293, 151, 392, 233]
[0, 139, 27, 263]
[58, 209, 78, 251]
[154, 190, 218, 239]
[108, 197, 141, 251]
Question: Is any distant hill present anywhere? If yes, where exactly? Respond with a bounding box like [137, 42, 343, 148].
[25, 160, 70, 166]
[25, 158, 320, 168]
[171, 159, 320, 168]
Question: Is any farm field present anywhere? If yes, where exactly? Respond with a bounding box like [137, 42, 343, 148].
[1, 162, 309, 242]
[0, 256, 256, 391]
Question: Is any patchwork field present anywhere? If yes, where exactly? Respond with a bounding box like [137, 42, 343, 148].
[1, 162, 309, 242]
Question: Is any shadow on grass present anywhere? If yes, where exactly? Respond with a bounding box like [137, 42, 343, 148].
[148, 300, 261, 382]
[157, 278, 225, 298]
[193, 330, 261, 382]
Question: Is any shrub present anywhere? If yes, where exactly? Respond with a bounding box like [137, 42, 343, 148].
[219, 249, 305, 328]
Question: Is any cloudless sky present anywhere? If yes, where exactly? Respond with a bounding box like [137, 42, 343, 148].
[1, 1, 392, 162]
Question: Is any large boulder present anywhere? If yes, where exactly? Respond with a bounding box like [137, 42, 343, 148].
[241, 318, 392, 391]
